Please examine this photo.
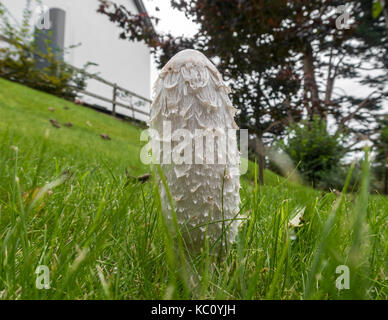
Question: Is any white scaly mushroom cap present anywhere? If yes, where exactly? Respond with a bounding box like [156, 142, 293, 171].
[149, 49, 241, 253]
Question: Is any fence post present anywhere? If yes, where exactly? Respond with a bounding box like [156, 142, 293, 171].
[112, 83, 117, 117]
[130, 96, 135, 119]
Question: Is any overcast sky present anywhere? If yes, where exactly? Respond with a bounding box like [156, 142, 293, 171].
[143, 0, 198, 86]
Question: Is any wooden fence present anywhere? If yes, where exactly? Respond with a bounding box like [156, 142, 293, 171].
[68, 64, 151, 118]
[0, 34, 151, 120]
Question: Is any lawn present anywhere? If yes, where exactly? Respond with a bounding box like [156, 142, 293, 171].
[0, 77, 386, 299]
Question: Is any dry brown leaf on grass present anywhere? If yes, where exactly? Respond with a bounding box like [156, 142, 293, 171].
[23, 170, 72, 213]
[100, 133, 111, 140]
[137, 173, 151, 183]
[49, 119, 61, 128]
[288, 207, 306, 228]
[125, 169, 151, 184]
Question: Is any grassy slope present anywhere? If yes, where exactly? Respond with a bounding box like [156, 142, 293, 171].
[0, 77, 386, 299]
[0, 77, 145, 176]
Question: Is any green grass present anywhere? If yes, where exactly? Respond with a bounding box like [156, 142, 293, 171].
[0, 77, 387, 300]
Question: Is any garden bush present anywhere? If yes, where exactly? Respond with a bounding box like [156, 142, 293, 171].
[277, 117, 347, 189]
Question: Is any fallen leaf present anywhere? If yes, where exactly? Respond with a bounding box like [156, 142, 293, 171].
[137, 173, 151, 183]
[288, 207, 305, 228]
[49, 119, 61, 128]
[100, 133, 111, 140]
